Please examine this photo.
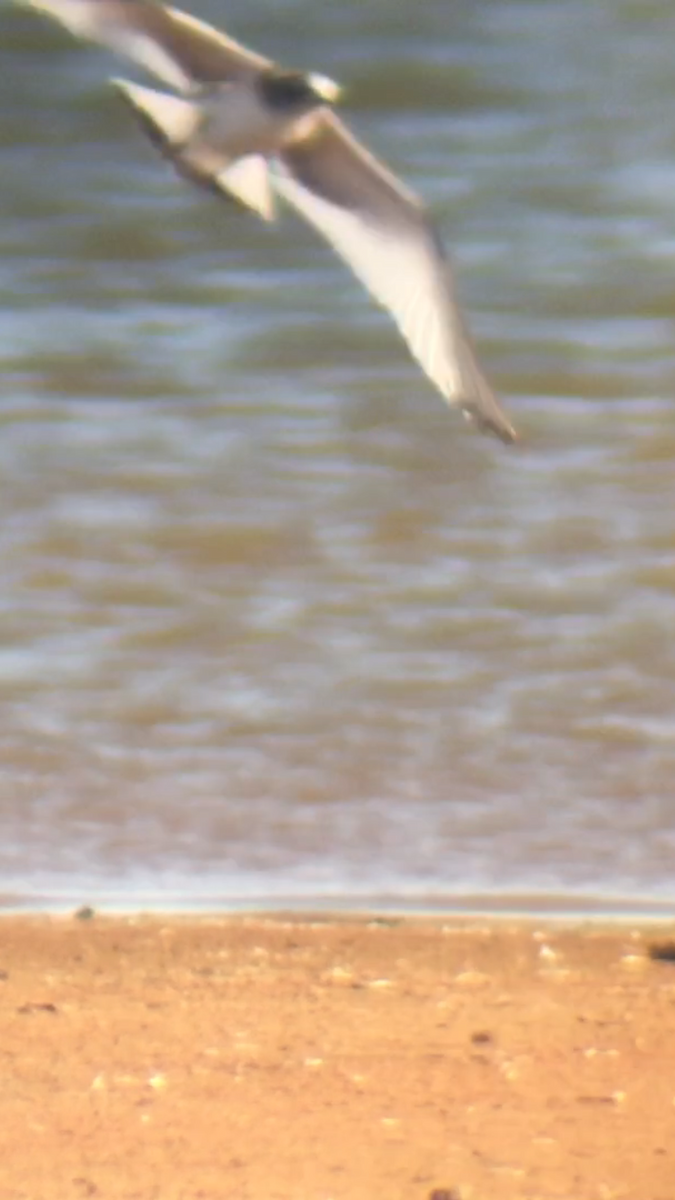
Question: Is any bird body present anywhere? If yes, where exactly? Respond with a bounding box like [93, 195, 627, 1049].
[17, 0, 518, 443]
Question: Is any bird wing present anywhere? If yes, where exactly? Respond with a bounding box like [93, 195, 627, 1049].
[17, 0, 271, 91]
[274, 111, 517, 443]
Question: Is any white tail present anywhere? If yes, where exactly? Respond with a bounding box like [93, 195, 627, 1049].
[217, 157, 275, 222]
[111, 78, 200, 146]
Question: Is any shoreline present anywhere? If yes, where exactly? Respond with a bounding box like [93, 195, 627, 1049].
[1, 913, 673, 1199]
[3, 890, 675, 921]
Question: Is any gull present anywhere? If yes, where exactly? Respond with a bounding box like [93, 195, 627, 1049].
[18, 0, 518, 443]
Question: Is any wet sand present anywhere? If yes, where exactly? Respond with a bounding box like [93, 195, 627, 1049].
[1, 913, 673, 1199]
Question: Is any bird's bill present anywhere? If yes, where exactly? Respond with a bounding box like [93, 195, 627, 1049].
[307, 73, 342, 104]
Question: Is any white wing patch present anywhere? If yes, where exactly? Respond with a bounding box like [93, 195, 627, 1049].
[113, 30, 192, 90]
[17, 0, 95, 35]
[165, 5, 271, 74]
[272, 163, 463, 403]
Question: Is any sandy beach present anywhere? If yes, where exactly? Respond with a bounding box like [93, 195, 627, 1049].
[1, 913, 673, 1199]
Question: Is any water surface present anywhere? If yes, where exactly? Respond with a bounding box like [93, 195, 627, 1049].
[1, 0, 675, 912]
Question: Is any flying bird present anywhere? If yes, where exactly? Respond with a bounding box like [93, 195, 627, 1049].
[18, 0, 518, 443]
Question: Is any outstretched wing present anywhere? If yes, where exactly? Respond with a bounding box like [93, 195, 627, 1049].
[17, 0, 271, 90]
[275, 112, 516, 443]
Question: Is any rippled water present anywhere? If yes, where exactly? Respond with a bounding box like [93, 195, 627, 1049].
[2, 0, 675, 912]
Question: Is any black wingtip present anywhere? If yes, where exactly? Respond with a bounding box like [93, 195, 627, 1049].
[462, 404, 519, 445]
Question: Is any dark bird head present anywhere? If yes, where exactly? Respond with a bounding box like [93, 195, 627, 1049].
[257, 68, 341, 113]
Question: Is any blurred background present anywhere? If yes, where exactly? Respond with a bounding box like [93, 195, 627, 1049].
[1, 0, 675, 913]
